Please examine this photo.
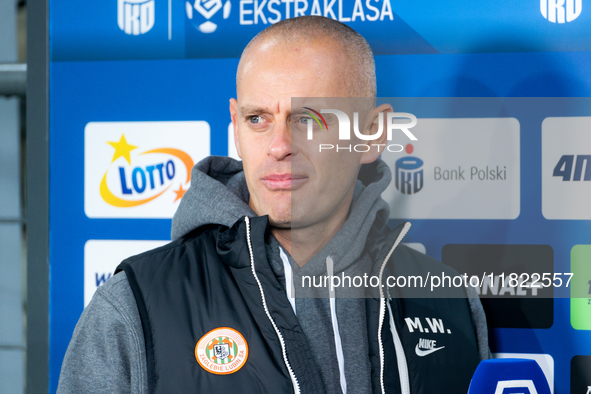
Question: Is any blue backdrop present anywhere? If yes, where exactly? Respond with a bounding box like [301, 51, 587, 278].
[49, 1, 591, 392]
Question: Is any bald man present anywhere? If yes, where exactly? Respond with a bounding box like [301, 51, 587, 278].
[58, 16, 489, 394]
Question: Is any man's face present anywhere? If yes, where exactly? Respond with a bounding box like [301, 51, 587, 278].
[230, 39, 379, 229]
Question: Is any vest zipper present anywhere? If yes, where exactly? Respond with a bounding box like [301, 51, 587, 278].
[244, 217, 301, 394]
[377, 222, 411, 394]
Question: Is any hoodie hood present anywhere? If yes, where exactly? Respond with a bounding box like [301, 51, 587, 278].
[172, 156, 393, 277]
[171, 156, 254, 240]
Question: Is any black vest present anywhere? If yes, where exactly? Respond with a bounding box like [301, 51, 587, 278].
[116, 216, 481, 394]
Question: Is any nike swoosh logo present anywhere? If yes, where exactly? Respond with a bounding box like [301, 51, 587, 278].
[415, 344, 445, 357]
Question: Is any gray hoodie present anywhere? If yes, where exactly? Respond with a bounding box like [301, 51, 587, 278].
[58, 156, 489, 394]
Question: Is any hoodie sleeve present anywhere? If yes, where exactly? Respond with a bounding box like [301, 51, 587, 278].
[466, 286, 492, 361]
[57, 272, 148, 394]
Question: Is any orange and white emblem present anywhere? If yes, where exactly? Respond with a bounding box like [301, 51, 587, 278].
[195, 327, 249, 375]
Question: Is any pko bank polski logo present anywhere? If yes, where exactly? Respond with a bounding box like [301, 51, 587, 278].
[541, 0, 581, 23]
[381, 118, 520, 220]
[118, 0, 155, 35]
[186, 0, 231, 33]
[395, 145, 423, 195]
[542, 117, 591, 220]
[85, 121, 210, 218]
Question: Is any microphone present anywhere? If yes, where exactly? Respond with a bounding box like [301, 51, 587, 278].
[468, 358, 551, 394]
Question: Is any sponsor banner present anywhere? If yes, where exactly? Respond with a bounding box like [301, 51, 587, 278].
[388, 0, 590, 54]
[51, 0, 431, 61]
[442, 244, 553, 328]
[50, 0, 591, 61]
[84, 121, 210, 218]
[493, 353, 554, 394]
[542, 117, 591, 220]
[50, 0, 186, 61]
[571, 356, 591, 394]
[571, 245, 591, 330]
[381, 118, 520, 220]
[182, 0, 432, 59]
[84, 239, 168, 307]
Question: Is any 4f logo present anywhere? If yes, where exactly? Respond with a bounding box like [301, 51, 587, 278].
[118, 0, 155, 35]
[553, 155, 591, 181]
[541, 0, 582, 23]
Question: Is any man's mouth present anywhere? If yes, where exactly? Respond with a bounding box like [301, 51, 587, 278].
[261, 174, 307, 190]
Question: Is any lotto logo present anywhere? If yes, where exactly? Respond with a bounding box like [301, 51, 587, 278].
[84, 121, 210, 218]
[118, 0, 155, 35]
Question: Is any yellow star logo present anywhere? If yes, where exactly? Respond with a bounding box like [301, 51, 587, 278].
[107, 134, 138, 165]
[173, 184, 187, 202]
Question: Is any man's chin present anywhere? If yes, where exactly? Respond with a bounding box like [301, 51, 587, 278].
[268, 216, 318, 230]
[266, 215, 291, 229]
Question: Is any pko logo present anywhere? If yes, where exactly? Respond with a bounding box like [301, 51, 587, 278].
[395, 144, 423, 195]
[494, 379, 539, 394]
[100, 134, 193, 208]
[186, 0, 231, 33]
[541, 0, 581, 23]
[553, 155, 591, 181]
[118, 0, 155, 35]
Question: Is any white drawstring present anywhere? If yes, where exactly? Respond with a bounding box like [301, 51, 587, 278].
[327, 256, 347, 394]
[280, 248, 297, 315]
[387, 301, 410, 394]
[278, 248, 348, 394]
[378, 222, 412, 394]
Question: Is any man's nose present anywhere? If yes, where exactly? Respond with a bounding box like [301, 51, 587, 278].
[267, 122, 291, 161]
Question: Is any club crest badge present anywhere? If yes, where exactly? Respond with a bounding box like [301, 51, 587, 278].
[195, 327, 248, 374]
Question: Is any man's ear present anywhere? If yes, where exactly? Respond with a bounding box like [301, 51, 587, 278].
[229, 98, 242, 159]
[360, 103, 392, 164]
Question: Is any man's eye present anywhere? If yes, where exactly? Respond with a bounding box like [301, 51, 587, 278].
[299, 116, 312, 125]
[249, 115, 262, 124]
